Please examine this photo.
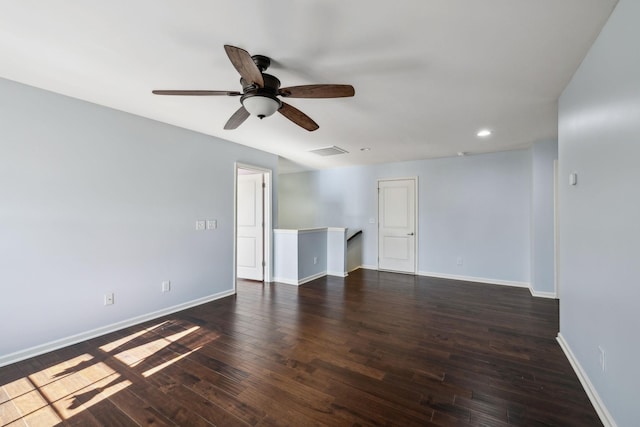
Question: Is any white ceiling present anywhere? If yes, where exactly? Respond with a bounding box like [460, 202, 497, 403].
[0, 1, 617, 173]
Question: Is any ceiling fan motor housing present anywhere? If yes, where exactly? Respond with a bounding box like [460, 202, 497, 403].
[251, 54, 271, 72]
[240, 73, 282, 118]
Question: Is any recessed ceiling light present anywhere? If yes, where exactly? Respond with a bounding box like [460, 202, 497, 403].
[457, 151, 466, 157]
[477, 129, 492, 137]
[360, 147, 371, 151]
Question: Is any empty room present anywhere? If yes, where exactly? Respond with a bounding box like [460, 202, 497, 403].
[0, 1, 637, 426]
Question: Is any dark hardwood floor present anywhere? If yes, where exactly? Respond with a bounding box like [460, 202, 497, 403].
[1, 269, 601, 426]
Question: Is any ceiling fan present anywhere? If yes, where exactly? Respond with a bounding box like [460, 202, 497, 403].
[152, 45, 355, 132]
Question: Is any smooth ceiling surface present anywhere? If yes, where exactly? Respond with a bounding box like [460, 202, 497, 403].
[0, 1, 617, 172]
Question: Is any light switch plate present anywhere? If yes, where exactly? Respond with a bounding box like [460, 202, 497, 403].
[162, 280, 171, 293]
[195, 220, 206, 230]
[569, 172, 578, 186]
[206, 220, 217, 230]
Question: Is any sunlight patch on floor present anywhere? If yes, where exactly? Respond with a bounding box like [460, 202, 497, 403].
[112, 325, 200, 368]
[1, 377, 61, 426]
[98, 321, 167, 353]
[1, 319, 205, 426]
[0, 353, 131, 426]
[143, 346, 202, 377]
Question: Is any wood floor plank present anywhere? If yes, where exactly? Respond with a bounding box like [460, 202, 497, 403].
[0, 270, 602, 426]
[105, 387, 175, 427]
[323, 374, 435, 426]
[128, 382, 215, 427]
[148, 371, 250, 427]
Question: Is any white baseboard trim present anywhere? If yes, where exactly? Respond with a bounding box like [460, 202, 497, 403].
[273, 271, 327, 286]
[418, 271, 530, 289]
[529, 288, 557, 299]
[327, 270, 348, 278]
[298, 271, 327, 285]
[0, 289, 235, 368]
[301, 267, 549, 300]
[556, 333, 617, 427]
[272, 276, 299, 285]
[356, 268, 549, 299]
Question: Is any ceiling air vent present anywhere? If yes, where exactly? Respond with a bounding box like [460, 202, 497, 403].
[309, 146, 349, 156]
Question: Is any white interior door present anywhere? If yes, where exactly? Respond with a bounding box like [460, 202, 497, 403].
[237, 173, 264, 280]
[378, 178, 417, 273]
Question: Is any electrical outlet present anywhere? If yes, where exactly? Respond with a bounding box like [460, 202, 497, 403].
[457, 257, 463, 266]
[206, 220, 217, 230]
[195, 220, 206, 231]
[104, 293, 114, 306]
[162, 280, 171, 293]
[598, 346, 606, 372]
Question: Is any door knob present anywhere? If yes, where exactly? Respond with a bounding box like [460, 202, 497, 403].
[407, 232, 414, 236]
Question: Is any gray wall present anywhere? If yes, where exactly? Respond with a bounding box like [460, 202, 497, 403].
[0, 78, 278, 361]
[530, 139, 558, 295]
[279, 149, 534, 285]
[298, 230, 328, 281]
[558, 0, 638, 425]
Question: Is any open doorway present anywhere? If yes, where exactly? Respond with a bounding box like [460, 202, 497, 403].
[235, 164, 272, 287]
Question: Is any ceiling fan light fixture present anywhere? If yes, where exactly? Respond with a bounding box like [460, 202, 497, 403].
[242, 94, 281, 119]
[153, 45, 354, 131]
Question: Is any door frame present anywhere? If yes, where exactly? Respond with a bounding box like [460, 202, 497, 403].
[553, 159, 559, 298]
[377, 176, 418, 274]
[234, 163, 273, 289]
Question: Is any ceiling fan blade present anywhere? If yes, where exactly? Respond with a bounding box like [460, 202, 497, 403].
[224, 45, 264, 88]
[278, 102, 319, 131]
[224, 106, 250, 130]
[152, 90, 241, 96]
[279, 84, 355, 98]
